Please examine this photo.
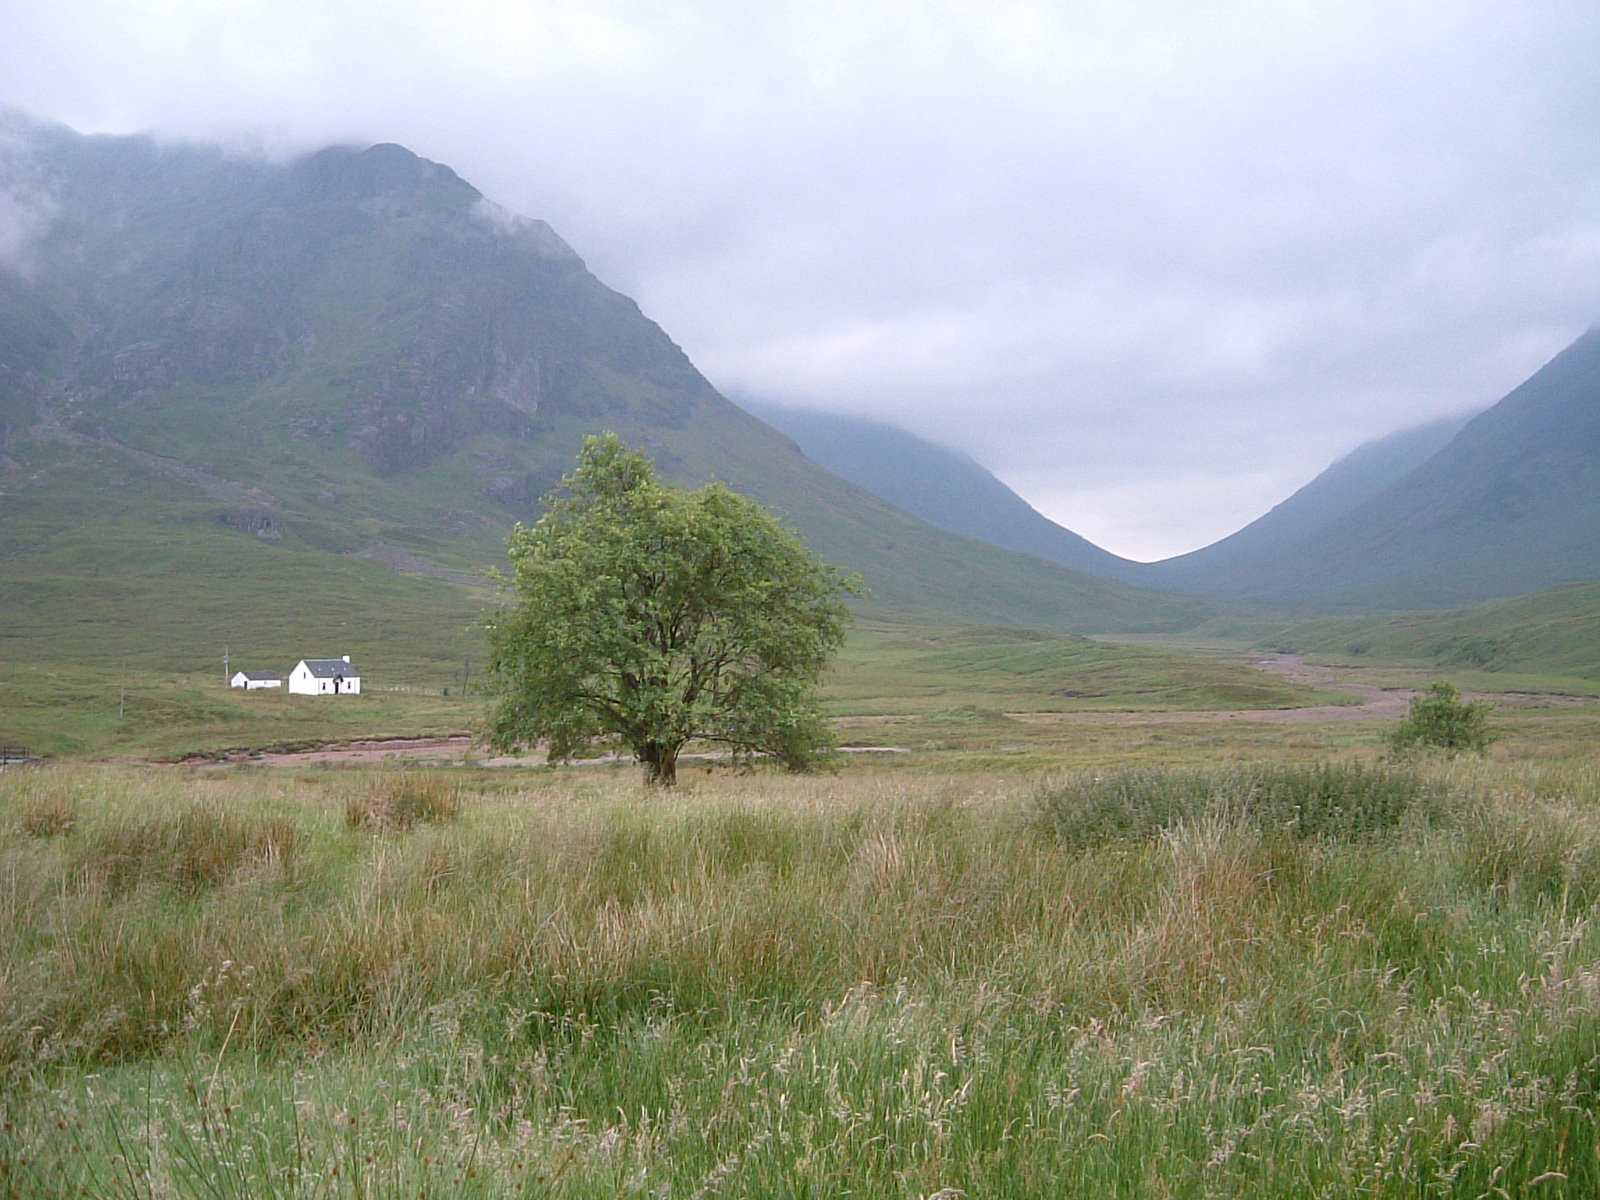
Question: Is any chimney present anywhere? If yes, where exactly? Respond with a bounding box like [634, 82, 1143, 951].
[342, 654, 350, 662]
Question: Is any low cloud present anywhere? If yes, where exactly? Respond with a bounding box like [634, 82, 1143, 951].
[3, 1, 1598, 555]
[0, 125, 56, 272]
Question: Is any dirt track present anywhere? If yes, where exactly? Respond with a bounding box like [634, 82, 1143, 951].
[203, 653, 1592, 767]
[245, 735, 513, 767]
[239, 737, 909, 767]
[1089, 652, 1418, 726]
[233, 653, 1416, 766]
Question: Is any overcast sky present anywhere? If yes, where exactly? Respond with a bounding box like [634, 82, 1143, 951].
[4, 1, 1599, 559]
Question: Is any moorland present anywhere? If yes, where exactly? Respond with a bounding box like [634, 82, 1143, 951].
[5, 623, 1600, 1198]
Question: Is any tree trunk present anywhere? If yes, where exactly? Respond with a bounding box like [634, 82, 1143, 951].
[640, 742, 679, 787]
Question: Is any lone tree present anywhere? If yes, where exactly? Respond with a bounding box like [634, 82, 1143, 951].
[1387, 681, 1496, 755]
[484, 433, 859, 785]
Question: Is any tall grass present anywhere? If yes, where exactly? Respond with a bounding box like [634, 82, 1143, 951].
[343, 770, 463, 830]
[1027, 761, 1452, 848]
[3, 762, 1600, 1196]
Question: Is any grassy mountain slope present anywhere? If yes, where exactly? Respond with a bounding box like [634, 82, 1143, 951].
[1264, 581, 1600, 684]
[0, 116, 1217, 681]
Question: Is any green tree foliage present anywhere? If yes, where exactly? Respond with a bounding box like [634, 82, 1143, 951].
[484, 434, 859, 785]
[1387, 681, 1496, 755]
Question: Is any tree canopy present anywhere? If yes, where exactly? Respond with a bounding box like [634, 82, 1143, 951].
[483, 433, 859, 785]
[1387, 681, 1496, 755]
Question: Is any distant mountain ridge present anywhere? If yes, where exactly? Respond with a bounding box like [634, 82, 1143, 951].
[1145, 330, 1600, 609]
[737, 399, 1132, 577]
[745, 331, 1600, 613]
[1140, 413, 1477, 593]
[0, 114, 1213, 676]
[739, 396, 1495, 601]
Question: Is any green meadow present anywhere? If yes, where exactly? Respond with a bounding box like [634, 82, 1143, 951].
[826, 620, 1354, 717]
[2, 622, 1350, 761]
[5, 606, 1600, 1196]
[0, 666, 480, 761]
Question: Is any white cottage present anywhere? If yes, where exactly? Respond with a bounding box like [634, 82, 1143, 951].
[230, 670, 282, 690]
[288, 656, 362, 696]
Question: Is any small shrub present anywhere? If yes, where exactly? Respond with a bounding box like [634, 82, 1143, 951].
[758, 710, 839, 774]
[917, 705, 1016, 726]
[1030, 762, 1450, 850]
[1388, 681, 1496, 755]
[345, 772, 462, 831]
[18, 790, 76, 837]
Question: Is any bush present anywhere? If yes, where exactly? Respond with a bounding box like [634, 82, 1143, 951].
[345, 772, 462, 831]
[17, 787, 75, 837]
[1029, 762, 1450, 850]
[1387, 681, 1495, 755]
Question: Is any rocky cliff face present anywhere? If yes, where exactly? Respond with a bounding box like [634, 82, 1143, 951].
[4, 125, 617, 478]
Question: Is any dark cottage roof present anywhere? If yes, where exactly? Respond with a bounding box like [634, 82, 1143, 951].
[240, 671, 281, 680]
[298, 659, 360, 677]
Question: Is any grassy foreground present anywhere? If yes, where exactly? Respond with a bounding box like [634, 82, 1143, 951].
[4, 757, 1600, 1197]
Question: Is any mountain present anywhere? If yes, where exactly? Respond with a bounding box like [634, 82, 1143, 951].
[734, 397, 1493, 607]
[1139, 330, 1600, 610]
[736, 400, 1133, 577]
[0, 115, 1214, 678]
[1141, 413, 1475, 593]
[740, 331, 1600, 615]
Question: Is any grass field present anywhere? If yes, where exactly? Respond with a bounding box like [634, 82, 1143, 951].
[1, 622, 1357, 762]
[826, 621, 1355, 717]
[0, 665, 483, 760]
[6, 610, 1600, 1196]
[4, 737, 1600, 1197]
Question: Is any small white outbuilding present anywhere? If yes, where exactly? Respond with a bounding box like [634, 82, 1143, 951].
[288, 655, 362, 696]
[230, 670, 282, 690]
